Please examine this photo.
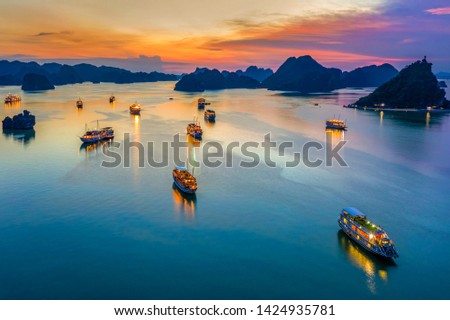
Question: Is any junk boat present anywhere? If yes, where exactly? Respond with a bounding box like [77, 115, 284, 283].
[76, 98, 83, 109]
[129, 103, 141, 115]
[338, 207, 399, 259]
[80, 122, 114, 143]
[197, 98, 210, 109]
[204, 109, 216, 122]
[173, 166, 197, 194]
[109, 95, 116, 103]
[187, 118, 203, 140]
[326, 119, 347, 130]
[4, 94, 21, 104]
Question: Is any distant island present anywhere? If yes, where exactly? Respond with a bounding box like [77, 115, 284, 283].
[342, 64, 398, 87]
[354, 58, 449, 110]
[174, 68, 260, 92]
[0, 60, 178, 88]
[174, 55, 399, 93]
[21, 73, 55, 91]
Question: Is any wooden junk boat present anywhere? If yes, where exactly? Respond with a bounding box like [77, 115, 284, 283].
[129, 103, 141, 115]
[187, 118, 203, 140]
[204, 109, 216, 122]
[80, 121, 114, 143]
[172, 166, 197, 194]
[76, 98, 83, 109]
[326, 119, 347, 130]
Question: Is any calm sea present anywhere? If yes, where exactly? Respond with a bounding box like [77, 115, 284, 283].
[0, 82, 449, 299]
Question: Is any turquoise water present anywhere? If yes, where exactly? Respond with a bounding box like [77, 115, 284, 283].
[0, 82, 449, 299]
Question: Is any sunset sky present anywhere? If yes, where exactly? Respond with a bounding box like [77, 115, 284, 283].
[1, 0, 450, 73]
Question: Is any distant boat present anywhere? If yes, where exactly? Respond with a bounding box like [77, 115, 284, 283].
[187, 118, 203, 140]
[80, 121, 114, 143]
[76, 98, 83, 109]
[172, 166, 197, 194]
[129, 103, 141, 115]
[204, 109, 216, 122]
[197, 97, 210, 109]
[4, 94, 21, 104]
[109, 95, 116, 103]
[326, 119, 347, 130]
[338, 207, 399, 259]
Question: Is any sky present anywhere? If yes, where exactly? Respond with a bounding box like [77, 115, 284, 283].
[0, 0, 449, 73]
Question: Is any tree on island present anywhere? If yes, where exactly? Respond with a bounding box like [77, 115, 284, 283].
[355, 57, 449, 109]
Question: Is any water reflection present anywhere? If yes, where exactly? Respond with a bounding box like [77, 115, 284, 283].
[172, 183, 196, 220]
[376, 110, 448, 127]
[4, 101, 21, 108]
[337, 230, 395, 294]
[187, 137, 201, 176]
[2, 129, 35, 145]
[79, 140, 112, 155]
[326, 128, 345, 154]
[205, 120, 215, 128]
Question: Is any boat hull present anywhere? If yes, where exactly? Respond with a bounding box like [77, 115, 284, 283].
[326, 124, 346, 130]
[173, 175, 196, 194]
[338, 218, 397, 259]
[80, 136, 102, 143]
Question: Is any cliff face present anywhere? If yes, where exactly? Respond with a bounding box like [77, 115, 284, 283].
[355, 58, 448, 109]
[235, 66, 273, 82]
[174, 68, 260, 92]
[2, 110, 36, 130]
[21, 73, 55, 91]
[262, 55, 342, 92]
[342, 64, 398, 87]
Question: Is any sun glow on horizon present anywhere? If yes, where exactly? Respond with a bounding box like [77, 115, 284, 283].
[1, 0, 450, 72]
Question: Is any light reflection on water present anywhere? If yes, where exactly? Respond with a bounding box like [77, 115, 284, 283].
[337, 230, 395, 295]
[0, 82, 450, 299]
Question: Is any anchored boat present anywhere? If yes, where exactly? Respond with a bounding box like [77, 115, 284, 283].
[204, 109, 216, 122]
[80, 122, 114, 143]
[129, 103, 141, 115]
[338, 207, 399, 259]
[4, 94, 21, 104]
[76, 98, 83, 109]
[197, 97, 211, 109]
[187, 118, 203, 140]
[326, 119, 347, 130]
[172, 166, 197, 194]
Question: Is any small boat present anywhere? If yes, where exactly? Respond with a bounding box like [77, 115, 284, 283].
[172, 166, 197, 194]
[187, 118, 203, 140]
[80, 129, 102, 143]
[100, 126, 114, 140]
[129, 103, 141, 115]
[76, 98, 83, 109]
[326, 119, 347, 130]
[109, 95, 116, 103]
[4, 94, 21, 104]
[338, 207, 399, 259]
[198, 98, 206, 108]
[204, 109, 216, 122]
[80, 122, 114, 143]
[197, 97, 210, 109]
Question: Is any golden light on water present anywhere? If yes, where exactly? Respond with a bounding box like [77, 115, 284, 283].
[339, 231, 391, 295]
[172, 186, 196, 220]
